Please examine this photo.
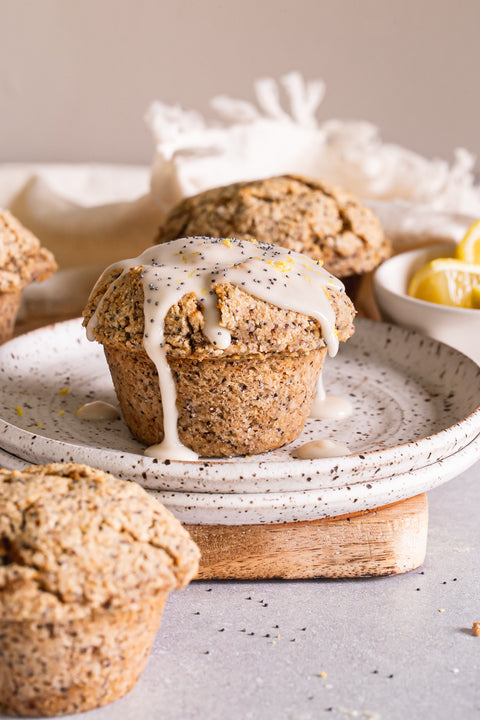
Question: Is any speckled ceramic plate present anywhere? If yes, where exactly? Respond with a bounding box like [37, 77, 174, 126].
[0, 318, 479, 497]
[0, 435, 478, 524]
[0, 447, 28, 471]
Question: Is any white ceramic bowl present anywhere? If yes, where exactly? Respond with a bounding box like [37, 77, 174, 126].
[373, 244, 480, 366]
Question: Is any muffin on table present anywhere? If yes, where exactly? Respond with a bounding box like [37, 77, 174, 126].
[0, 462, 200, 716]
[83, 236, 355, 460]
[155, 174, 391, 292]
[0, 210, 57, 343]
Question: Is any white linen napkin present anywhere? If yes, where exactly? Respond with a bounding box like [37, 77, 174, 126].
[1, 164, 161, 324]
[147, 72, 480, 222]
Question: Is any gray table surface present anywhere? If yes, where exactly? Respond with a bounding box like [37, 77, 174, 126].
[87, 462, 480, 719]
[3, 461, 479, 720]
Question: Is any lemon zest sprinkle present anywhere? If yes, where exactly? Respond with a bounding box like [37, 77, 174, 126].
[15, 406, 23, 417]
[173, 251, 188, 264]
[58, 387, 69, 395]
[304, 263, 325, 276]
[268, 258, 294, 273]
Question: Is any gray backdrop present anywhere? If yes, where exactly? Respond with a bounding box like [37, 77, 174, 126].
[0, 0, 478, 166]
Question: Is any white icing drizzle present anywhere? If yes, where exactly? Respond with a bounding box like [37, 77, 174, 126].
[310, 371, 353, 420]
[75, 401, 120, 421]
[86, 236, 345, 461]
[292, 439, 350, 459]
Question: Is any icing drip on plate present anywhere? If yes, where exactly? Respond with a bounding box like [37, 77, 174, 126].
[292, 439, 350, 459]
[75, 401, 120, 421]
[86, 236, 345, 461]
[309, 371, 353, 420]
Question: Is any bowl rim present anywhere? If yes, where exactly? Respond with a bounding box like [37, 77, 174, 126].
[373, 243, 480, 316]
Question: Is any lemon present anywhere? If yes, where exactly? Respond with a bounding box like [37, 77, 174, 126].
[455, 218, 480, 264]
[408, 258, 480, 308]
[472, 286, 480, 309]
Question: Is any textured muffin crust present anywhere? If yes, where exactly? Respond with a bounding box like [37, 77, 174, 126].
[83, 268, 355, 359]
[0, 462, 200, 622]
[0, 463, 200, 716]
[0, 596, 168, 716]
[156, 175, 391, 277]
[0, 209, 57, 294]
[104, 343, 327, 456]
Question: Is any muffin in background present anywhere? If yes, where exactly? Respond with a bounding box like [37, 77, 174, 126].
[0, 210, 57, 343]
[83, 236, 355, 459]
[156, 175, 391, 285]
[0, 462, 200, 717]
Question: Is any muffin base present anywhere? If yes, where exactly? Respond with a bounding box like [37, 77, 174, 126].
[103, 343, 327, 457]
[0, 291, 21, 344]
[0, 592, 167, 717]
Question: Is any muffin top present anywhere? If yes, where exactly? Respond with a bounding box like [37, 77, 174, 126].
[156, 175, 391, 278]
[0, 463, 200, 622]
[83, 236, 355, 359]
[0, 210, 57, 293]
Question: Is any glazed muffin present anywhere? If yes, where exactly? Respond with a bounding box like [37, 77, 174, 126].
[0, 462, 199, 716]
[0, 210, 57, 343]
[83, 236, 355, 459]
[156, 175, 391, 281]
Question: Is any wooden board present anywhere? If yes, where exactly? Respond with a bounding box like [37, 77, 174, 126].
[186, 494, 428, 579]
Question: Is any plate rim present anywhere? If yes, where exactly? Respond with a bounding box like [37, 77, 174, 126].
[0, 316, 479, 494]
[0, 432, 478, 524]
